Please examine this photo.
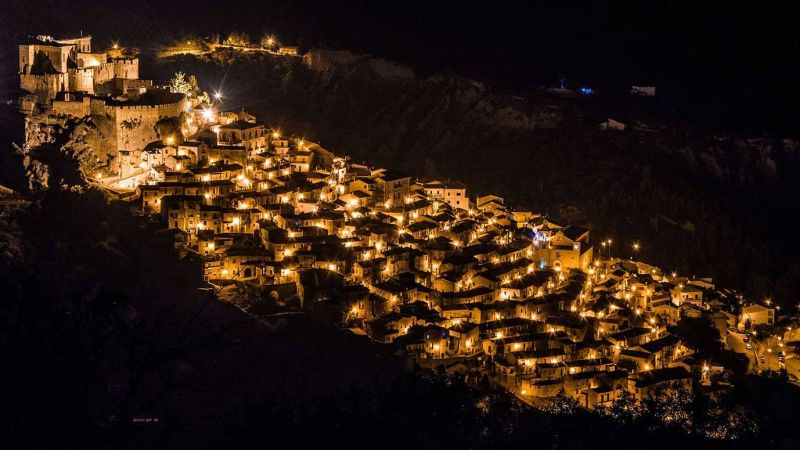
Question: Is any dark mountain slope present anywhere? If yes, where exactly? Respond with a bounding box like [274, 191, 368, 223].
[151, 49, 800, 303]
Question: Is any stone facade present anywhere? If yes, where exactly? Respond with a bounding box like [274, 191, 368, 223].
[18, 35, 140, 99]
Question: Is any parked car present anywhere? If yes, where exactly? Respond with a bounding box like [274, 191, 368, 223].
[746, 343, 753, 350]
[760, 356, 766, 364]
[743, 335, 750, 343]
[779, 352, 785, 362]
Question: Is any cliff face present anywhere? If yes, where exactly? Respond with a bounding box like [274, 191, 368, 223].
[16, 113, 112, 192]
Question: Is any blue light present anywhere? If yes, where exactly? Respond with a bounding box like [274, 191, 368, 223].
[580, 87, 593, 95]
[539, 261, 546, 269]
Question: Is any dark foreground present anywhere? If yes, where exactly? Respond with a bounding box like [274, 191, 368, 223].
[2, 188, 800, 450]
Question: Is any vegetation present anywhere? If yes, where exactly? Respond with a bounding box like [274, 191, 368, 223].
[0, 188, 403, 448]
[206, 368, 800, 449]
[223, 31, 251, 47]
[168, 71, 210, 104]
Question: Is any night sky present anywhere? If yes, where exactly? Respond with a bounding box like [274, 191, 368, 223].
[2, 0, 799, 135]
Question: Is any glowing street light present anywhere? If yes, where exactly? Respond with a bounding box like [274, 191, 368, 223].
[213, 91, 223, 101]
[201, 106, 215, 122]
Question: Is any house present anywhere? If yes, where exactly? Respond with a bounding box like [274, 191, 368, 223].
[448, 321, 481, 356]
[365, 312, 417, 343]
[214, 120, 268, 152]
[518, 376, 564, 398]
[421, 179, 468, 210]
[739, 302, 776, 330]
[277, 46, 300, 56]
[626, 367, 691, 400]
[536, 225, 593, 271]
[671, 284, 704, 305]
[376, 170, 412, 205]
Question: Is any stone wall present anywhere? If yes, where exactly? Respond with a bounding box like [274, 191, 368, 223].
[113, 58, 139, 80]
[67, 68, 94, 93]
[93, 62, 116, 84]
[20, 73, 65, 100]
[113, 106, 163, 154]
[103, 96, 187, 154]
[52, 97, 91, 118]
[92, 58, 139, 87]
[115, 78, 153, 95]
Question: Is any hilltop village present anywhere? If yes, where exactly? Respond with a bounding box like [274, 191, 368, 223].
[17, 33, 794, 409]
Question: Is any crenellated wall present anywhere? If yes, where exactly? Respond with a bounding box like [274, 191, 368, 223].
[91, 95, 187, 155]
[93, 62, 116, 84]
[113, 58, 139, 80]
[52, 96, 91, 117]
[20, 73, 66, 100]
[67, 68, 94, 93]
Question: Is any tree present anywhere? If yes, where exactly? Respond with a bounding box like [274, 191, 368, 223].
[617, 358, 639, 373]
[675, 315, 721, 356]
[187, 74, 201, 97]
[169, 72, 207, 101]
[169, 71, 191, 96]
[225, 31, 251, 47]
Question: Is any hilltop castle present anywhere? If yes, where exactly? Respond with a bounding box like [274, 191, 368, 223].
[17, 33, 192, 183]
[18, 34, 141, 100]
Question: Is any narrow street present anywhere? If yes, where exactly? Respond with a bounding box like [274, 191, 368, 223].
[727, 331, 757, 372]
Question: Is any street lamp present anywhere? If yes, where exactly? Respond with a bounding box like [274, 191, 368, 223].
[633, 242, 640, 260]
[767, 347, 773, 371]
[214, 91, 223, 101]
[201, 106, 215, 122]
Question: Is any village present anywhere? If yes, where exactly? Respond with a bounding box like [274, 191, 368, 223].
[16, 32, 800, 410]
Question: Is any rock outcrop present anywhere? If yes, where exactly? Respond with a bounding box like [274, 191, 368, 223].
[16, 113, 112, 193]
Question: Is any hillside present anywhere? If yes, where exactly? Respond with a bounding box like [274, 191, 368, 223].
[149, 48, 800, 305]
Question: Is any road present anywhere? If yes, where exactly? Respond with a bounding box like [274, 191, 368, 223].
[729, 331, 800, 384]
[727, 331, 758, 372]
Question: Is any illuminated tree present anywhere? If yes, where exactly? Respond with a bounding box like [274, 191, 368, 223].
[169, 72, 208, 103]
[225, 31, 251, 47]
[169, 71, 191, 96]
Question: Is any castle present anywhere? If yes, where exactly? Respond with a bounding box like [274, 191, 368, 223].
[18, 33, 189, 177]
[18, 34, 140, 100]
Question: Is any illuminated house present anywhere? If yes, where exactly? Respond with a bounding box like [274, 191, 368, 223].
[375, 170, 411, 204]
[626, 367, 691, 400]
[535, 225, 594, 271]
[420, 179, 468, 209]
[215, 120, 268, 152]
[739, 302, 776, 330]
[670, 284, 704, 306]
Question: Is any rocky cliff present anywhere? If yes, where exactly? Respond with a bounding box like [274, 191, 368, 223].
[15, 112, 113, 192]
